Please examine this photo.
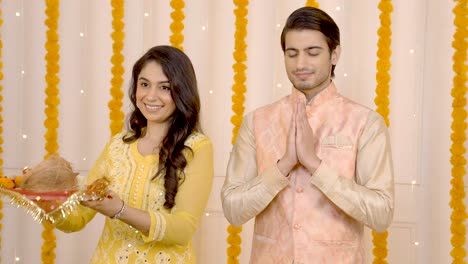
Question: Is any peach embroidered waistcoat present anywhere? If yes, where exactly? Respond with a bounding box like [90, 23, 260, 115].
[252, 83, 370, 264]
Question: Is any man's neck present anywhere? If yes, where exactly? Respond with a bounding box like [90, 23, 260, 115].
[304, 79, 332, 103]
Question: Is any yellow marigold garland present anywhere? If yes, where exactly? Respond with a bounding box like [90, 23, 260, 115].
[0, 2, 3, 261]
[44, 0, 60, 157]
[108, 0, 125, 136]
[43, 0, 60, 263]
[227, 225, 242, 262]
[227, 1, 248, 263]
[0, 201, 2, 264]
[373, 0, 392, 263]
[41, 222, 56, 263]
[374, 0, 392, 127]
[230, 0, 248, 145]
[169, 0, 185, 51]
[450, 0, 468, 262]
[304, 0, 319, 8]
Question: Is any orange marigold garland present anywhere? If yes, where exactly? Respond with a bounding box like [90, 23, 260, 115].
[109, 0, 125, 136]
[304, 0, 319, 8]
[0, 2, 3, 261]
[227, 0, 248, 263]
[450, 0, 468, 262]
[169, 0, 185, 51]
[43, 0, 61, 263]
[373, 0, 392, 263]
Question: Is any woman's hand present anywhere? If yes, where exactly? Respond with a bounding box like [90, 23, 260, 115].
[81, 190, 124, 218]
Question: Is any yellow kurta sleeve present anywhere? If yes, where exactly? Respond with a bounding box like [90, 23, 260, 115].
[54, 138, 113, 232]
[310, 112, 395, 232]
[221, 113, 290, 226]
[141, 136, 214, 245]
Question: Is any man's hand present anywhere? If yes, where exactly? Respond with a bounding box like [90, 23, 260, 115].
[295, 101, 321, 174]
[277, 102, 299, 176]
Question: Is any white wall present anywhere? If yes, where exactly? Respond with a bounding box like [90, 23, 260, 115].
[0, 0, 463, 263]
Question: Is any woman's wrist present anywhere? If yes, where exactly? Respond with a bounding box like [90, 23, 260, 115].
[111, 200, 126, 220]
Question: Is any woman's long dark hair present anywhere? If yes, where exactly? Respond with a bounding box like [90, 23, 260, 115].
[123, 45, 200, 209]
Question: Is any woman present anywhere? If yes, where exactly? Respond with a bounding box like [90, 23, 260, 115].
[55, 45, 214, 263]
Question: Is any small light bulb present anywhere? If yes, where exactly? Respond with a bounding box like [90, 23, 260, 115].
[80, 89, 85, 94]
[409, 49, 415, 54]
[276, 83, 282, 88]
[276, 23, 281, 28]
[205, 213, 210, 216]
[21, 70, 25, 74]
[343, 73, 348, 77]
[335, 6, 341, 11]
[16, 12, 21, 17]
[22, 134, 28, 139]
[208, 90, 213, 94]
[414, 241, 419, 246]
[411, 180, 416, 185]
[201, 26, 207, 31]
[144, 12, 149, 17]
[82, 157, 87, 161]
[79, 32, 84, 37]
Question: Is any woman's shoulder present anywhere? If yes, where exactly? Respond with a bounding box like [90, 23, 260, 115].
[184, 131, 211, 150]
[107, 131, 129, 144]
[105, 131, 134, 151]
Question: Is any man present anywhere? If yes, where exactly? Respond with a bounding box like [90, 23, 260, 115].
[221, 6, 394, 264]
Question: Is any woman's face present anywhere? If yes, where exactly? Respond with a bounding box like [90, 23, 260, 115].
[135, 61, 176, 126]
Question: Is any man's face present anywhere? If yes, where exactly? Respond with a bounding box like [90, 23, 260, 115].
[284, 29, 340, 96]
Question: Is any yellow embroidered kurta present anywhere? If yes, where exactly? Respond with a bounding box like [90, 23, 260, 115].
[221, 82, 394, 263]
[56, 132, 214, 264]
